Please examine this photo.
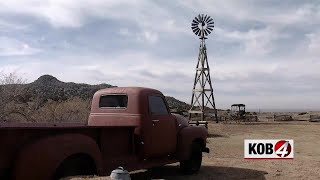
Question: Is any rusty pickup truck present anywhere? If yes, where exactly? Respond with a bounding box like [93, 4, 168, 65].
[0, 87, 209, 180]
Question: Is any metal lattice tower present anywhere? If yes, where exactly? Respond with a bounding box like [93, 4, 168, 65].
[189, 14, 218, 123]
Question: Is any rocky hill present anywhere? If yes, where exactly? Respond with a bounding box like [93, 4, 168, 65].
[165, 96, 191, 111]
[17, 75, 191, 111]
[25, 75, 114, 103]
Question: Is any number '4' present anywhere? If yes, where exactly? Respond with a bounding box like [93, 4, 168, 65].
[275, 141, 289, 157]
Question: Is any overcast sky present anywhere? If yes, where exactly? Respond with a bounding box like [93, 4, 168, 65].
[0, 0, 320, 110]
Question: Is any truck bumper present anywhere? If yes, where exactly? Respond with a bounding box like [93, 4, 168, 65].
[203, 147, 210, 153]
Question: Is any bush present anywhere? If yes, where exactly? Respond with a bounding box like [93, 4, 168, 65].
[0, 72, 91, 123]
[0, 72, 28, 122]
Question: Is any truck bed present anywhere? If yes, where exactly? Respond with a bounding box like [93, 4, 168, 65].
[0, 122, 139, 178]
[0, 124, 101, 177]
[0, 122, 88, 129]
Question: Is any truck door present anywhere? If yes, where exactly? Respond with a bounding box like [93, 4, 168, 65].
[143, 95, 177, 158]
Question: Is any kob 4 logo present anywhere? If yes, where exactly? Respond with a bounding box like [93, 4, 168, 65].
[244, 139, 294, 159]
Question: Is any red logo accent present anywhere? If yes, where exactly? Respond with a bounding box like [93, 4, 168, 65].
[274, 140, 292, 157]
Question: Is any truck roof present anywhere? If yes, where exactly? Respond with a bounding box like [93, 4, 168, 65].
[94, 87, 162, 97]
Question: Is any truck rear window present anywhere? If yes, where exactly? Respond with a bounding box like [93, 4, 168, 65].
[99, 95, 128, 108]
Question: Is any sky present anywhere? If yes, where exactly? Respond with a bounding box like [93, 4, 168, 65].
[0, 0, 320, 110]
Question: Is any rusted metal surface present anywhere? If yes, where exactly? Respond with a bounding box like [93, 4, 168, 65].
[90, 87, 162, 115]
[0, 87, 209, 180]
[0, 122, 87, 128]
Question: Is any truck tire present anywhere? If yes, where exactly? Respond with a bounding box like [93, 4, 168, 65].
[180, 142, 202, 174]
[53, 154, 96, 180]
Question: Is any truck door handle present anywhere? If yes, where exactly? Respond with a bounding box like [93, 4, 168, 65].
[152, 120, 160, 126]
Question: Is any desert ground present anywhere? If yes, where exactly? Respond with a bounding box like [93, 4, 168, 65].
[67, 114, 320, 180]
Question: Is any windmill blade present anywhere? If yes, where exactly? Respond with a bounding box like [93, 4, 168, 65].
[192, 25, 198, 29]
[205, 15, 210, 22]
[192, 27, 198, 31]
[194, 16, 199, 22]
[204, 29, 208, 36]
[192, 20, 198, 24]
[192, 27, 199, 32]
[207, 18, 213, 23]
[207, 24, 214, 28]
[199, 30, 204, 36]
[207, 27, 213, 31]
[194, 28, 200, 35]
[201, 14, 204, 22]
[205, 29, 211, 35]
[208, 21, 214, 25]
[195, 16, 200, 23]
[204, 15, 208, 22]
[192, 22, 198, 26]
[198, 14, 202, 22]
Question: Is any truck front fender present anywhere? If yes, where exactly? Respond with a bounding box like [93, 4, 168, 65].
[13, 133, 103, 180]
[176, 126, 208, 161]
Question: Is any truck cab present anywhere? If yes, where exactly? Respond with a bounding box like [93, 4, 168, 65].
[89, 87, 209, 172]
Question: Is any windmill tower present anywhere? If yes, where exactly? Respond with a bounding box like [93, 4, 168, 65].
[189, 14, 218, 123]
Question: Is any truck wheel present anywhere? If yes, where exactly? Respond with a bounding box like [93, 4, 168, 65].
[53, 154, 96, 180]
[180, 142, 202, 174]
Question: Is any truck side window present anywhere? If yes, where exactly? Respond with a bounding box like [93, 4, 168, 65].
[99, 95, 128, 108]
[149, 96, 169, 115]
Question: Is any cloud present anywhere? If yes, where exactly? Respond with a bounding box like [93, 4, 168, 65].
[0, 20, 29, 32]
[1, 0, 320, 109]
[0, 37, 41, 56]
[118, 28, 130, 36]
[137, 31, 159, 43]
[306, 32, 320, 56]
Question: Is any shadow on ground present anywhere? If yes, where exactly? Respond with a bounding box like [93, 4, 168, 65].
[131, 165, 268, 180]
[207, 133, 227, 138]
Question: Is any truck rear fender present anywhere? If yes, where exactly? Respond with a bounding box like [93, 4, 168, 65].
[13, 134, 103, 180]
[176, 126, 208, 161]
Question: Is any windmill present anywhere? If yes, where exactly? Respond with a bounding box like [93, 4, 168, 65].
[189, 14, 218, 124]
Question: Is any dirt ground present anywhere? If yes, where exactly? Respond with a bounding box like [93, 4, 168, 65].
[69, 121, 320, 180]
